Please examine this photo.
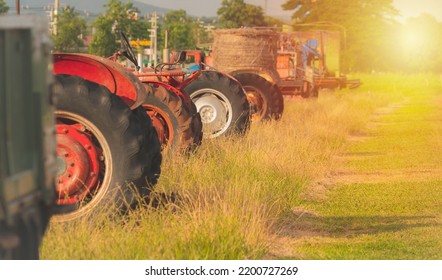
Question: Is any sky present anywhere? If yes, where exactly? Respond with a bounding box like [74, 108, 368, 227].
[141, 0, 442, 22]
[140, 0, 294, 19]
[393, 0, 442, 21]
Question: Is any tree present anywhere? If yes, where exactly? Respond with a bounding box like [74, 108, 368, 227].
[217, 0, 266, 28]
[193, 20, 213, 47]
[282, 0, 398, 71]
[160, 10, 196, 50]
[0, 0, 9, 14]
[52, 6, 87, 52]
[89, 0, 149, 57]
[399, 14, 442, 72]
[265, 16, 286, 28]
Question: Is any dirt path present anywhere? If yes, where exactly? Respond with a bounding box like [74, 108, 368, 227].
[270, 85, 442, 259]
[333, 97, 442, 184]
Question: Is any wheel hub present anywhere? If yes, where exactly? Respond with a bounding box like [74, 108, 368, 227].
[199, 105, 217, 123]
[245, 87, 265, 121]
[55, 124, 100, 205]
[193, 94, 227, 135]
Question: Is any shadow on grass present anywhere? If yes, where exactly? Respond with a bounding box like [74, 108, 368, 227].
[276, 210, 442, 239]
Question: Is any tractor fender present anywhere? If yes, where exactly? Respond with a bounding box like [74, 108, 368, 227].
[53, 53, 147, 109]
[227, 68, 280, 86]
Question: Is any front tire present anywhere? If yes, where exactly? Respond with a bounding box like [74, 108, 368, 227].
[141, 85, 201, 154]
[185, 71, 251, 138]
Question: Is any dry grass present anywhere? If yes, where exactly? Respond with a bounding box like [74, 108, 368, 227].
[41, 73, 413, 260]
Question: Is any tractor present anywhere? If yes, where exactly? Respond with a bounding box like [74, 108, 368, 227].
[109, 33, 203, 154]
[164, 51, 251, 139]
[116, 32, 251, 142]
[51, 49, 162, 221]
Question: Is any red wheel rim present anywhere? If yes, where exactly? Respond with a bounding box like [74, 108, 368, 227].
[55, 123, 100, 205]
[144, 105, 174, 151]
[244, 86, 266, 122]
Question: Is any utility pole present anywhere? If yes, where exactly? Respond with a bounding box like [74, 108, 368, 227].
[149, 11, 158, 66]
[163, 29, 169, 63]
[15, 0, 20, 15]
[53, 0, 59, 35]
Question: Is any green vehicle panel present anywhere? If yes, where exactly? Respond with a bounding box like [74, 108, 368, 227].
[0, 15, 57, 259]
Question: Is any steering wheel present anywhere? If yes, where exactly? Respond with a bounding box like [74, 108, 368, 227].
[120, 31, 139, 70]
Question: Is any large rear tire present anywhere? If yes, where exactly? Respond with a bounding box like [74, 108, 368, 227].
[234, 73, 284, 122]
[141, 85, 201, 154]
[52, 75, 161, 221]
[185, 71, 251, 138]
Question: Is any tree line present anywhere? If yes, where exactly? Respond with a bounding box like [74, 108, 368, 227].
[1, 0, 441, 73]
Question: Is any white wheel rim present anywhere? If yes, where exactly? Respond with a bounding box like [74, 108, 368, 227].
[190, 88, 233, 138]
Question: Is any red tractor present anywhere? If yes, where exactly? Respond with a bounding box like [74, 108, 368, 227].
[135, 57, 251, 141]
[52, 52, 162, 221]
[116, 33, 251, 143]
[110, 33, 203, 154]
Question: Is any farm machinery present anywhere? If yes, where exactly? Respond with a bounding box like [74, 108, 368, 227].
[106, 33, 203, 153]
[179, 28, 285, 122]
[1, 15, 169, 257]
[175, 49, 284, 123]
[51, 42, 164, 221]
[51, 51, 163, 221]
[116, 32, 251, 141]
[180, 28, 361, 122]
[50, 29, 248, 220]
[277, 30, 362, 94]
[52, 28, 249, 220]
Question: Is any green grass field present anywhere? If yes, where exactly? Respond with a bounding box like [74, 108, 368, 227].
[40, 73, 442, 260]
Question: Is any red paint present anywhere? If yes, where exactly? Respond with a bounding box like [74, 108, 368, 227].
[53, 53, 145, 109]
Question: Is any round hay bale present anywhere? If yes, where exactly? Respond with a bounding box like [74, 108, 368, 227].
[212, 28, 279, 76]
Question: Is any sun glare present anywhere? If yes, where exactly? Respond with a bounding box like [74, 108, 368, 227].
[400, 27, 426, 53]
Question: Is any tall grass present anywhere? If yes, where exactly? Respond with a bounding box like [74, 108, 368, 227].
[41, 73, 419, 260]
